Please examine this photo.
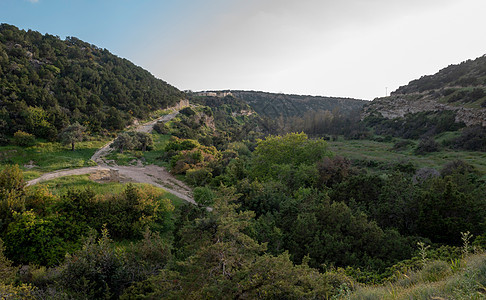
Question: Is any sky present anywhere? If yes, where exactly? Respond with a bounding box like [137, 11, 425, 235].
[2, 0, 486, 100]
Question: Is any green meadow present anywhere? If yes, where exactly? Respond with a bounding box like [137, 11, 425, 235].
[329, 136, 486, 177]
[0, 138, 110, 181]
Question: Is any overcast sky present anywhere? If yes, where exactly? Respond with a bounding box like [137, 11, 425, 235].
[2, 0, 486, 100]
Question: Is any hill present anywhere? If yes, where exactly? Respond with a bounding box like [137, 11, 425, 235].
[363, 54, 486, 127]
[198, 90, 366, 119]
[0, 24, 183, 142]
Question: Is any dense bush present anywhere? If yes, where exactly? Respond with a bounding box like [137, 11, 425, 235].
[96, 185, 174, 239]
[440, 159, 476, 176]
[415, 136, 440, 154]
[392, 139, 414, 151]
[58, 227, 132, 299]
[193, 186, 215, 206]
[251, 132, 330, 180]
[179, 106, 196, 116]
[111, 131, 154, 152]
[0, 165, 26, 231]
[448, 126, 486, 151]
[364, 111, 464, 140]
[12, 130, 35, 147]
[152, 120, 170, 134]
[0, 239, 34, 297]
[166, 138, 220, 176]
[317, 155, 354, 187]
[4, 210, 80, 265]
[185, 168, 213, 187]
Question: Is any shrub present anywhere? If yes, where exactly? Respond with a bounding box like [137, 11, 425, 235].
[180, 106, 196, 116]
[12, 130, 35, 147]
[186, 168, 213, 187]
[0, 239, 17, 284]
[0, 134, 9, 146]
[0, 165, 26, 231]
[0, 164, 25, 193]
[4, 210, 80, 266]
[193, 186, 215, 206]
[164, 137, 199, 152]
[153, 121, 169, 134]
[124, 228, 172, 274]
[169, 145, 220, 175]
[317, 156, 353, 187]
[441, 159, 476, 177]
[413, 167, 440, 184]
[449, 126, 486, 151]
[252, 133, 330, 180]
[58, 227, 131, 299]
[96, 185, 174, 239]
[391, 140, 414, 151]
[415, 136, 440, 154]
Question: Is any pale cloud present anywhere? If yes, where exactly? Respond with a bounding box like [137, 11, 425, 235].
[27, 0, 39, 3]
[144, 0, 486, 100]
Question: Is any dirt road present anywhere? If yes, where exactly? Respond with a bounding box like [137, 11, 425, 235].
[27, 111, 197, 205]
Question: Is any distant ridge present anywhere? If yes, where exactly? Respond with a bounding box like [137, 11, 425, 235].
[196, 90, 366, 119]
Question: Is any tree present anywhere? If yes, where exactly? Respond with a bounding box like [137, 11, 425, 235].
[135, 132, 153, 152]
[111, 132, 134, 153]
[317, 155, 354, 187]
[252, 132, 330, 180]
[111, 132, 153, 153]
[0, 165, 26, 232]
[121, 188, 339, 299]
[59, 122, 85, 151]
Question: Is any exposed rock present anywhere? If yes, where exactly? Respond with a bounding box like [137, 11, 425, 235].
[23, 160, 37, 169]
[362, 95, 486, 127]
[89, 168, 125, 183]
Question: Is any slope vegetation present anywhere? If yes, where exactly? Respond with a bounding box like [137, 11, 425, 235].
[225, 90, 366, 118]
[0, 23, 182, 142]
[363, 54, 486, 127]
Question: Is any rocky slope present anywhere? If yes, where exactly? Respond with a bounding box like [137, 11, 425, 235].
[363, 54, 486, 126]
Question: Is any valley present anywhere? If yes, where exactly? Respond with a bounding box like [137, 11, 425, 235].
[1, 24, 486, 299]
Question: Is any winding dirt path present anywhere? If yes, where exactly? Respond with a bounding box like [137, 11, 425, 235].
[27, 111, 196, 205]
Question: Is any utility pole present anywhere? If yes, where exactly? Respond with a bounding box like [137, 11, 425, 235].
[385, 87, 388, 97]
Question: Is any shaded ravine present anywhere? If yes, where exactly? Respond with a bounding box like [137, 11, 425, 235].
[27, 110, 197, 205]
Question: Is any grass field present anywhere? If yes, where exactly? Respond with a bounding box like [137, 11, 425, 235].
[0, 138, 110, 181]
[349, 253, 486, 299]
[329, 136, 486, 176]
[27, 174, 187, 207]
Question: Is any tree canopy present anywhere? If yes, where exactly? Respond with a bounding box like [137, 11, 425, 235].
[0, 24, 182, 142]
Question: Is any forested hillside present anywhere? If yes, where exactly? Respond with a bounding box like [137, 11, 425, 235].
[0, 24, 182, 143]
[189, 91, 368, 139]
[394, 54, 486, 96]
[224, 90, 366, 118]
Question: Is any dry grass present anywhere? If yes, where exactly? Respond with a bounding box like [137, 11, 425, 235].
[348, 254, 486, 299]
